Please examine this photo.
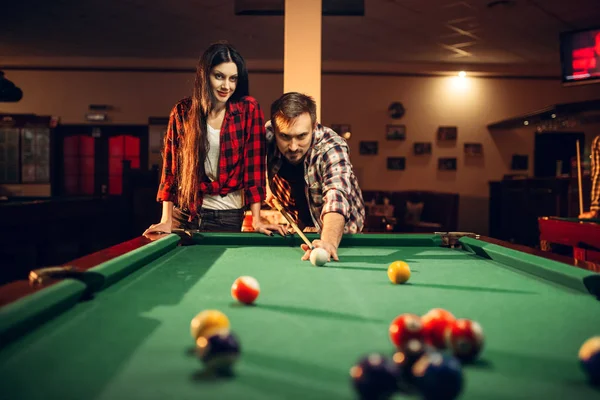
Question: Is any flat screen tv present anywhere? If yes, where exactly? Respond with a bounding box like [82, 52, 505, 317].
[560, 26, 600, 86]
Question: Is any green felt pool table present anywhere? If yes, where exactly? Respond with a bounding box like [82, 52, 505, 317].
[1, 232, 599, 400]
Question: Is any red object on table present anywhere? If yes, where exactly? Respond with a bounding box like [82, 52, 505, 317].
[538, 217, 600, 263]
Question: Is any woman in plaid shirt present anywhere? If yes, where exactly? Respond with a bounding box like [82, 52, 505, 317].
[144, 42, 285, 236]
[265, 92, 366, 263]
[579, 134, 600, 219]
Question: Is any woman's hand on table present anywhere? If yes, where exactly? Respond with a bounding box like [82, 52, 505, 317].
[143, 221, 172, 236]
[301, 239, 339, 262]
[252, 219, 287, 237]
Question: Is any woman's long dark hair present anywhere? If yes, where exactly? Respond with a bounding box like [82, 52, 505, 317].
[178, 41, 249, 211]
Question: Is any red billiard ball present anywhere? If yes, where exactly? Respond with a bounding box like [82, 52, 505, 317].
[231, 276, 260, 305]
[444, 318, 484, 362]
[389, 313, 424, 350]
[421, 308, 456, 349]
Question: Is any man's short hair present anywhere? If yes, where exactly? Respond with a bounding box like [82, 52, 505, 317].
[270, 92, 317, 131]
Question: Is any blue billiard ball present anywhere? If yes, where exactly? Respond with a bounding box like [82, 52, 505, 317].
[350, 353, 398, 399]
[412, 352, 463, 400]
[579, 336, 600, 385]
[195, 331, 241, 374]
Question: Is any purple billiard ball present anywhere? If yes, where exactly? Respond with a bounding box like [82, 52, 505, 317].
[392, 338, 427, 392]
[195, 331, 241, 375]
[350, 353, 398, 399]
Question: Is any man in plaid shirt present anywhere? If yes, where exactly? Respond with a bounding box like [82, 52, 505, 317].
[265, 92, 365, 262]
[580, 134, 600, 219]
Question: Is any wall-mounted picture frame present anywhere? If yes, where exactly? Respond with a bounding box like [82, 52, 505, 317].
[464, 142, 483, 156]
[437, 126, 457, 141]
[511, 154, 529, 170]
[386, 124, 406, 140]
[438, 157, 457, 171]
[387, 157, 406, 170]
[413, 142, 432, 155]
[359, 141, 378, 155]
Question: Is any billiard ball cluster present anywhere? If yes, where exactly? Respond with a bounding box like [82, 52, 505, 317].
[350, 309, 484, 399]
[390, 309, 485, 363]
[190, 309, 241, 375]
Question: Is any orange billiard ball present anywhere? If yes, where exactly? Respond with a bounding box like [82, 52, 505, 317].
[387, 261, 411, 284]
[231, 276, 260, 305]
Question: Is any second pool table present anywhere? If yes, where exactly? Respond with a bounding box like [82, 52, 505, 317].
[539, 216, 600, 263]
[1, 232, 599, 399]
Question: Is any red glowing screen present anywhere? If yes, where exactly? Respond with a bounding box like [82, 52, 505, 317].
[560, 26, 600, 85]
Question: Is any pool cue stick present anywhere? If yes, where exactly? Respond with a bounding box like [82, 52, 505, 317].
[271, 198, 313, 249]
[576, 140, 583, 216]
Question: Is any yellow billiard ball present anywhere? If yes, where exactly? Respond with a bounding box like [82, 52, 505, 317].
[190, 310, 230, 341]
[387, 261, 411, 284]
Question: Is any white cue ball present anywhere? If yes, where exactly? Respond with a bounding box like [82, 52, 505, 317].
[310, 247, 329, 266]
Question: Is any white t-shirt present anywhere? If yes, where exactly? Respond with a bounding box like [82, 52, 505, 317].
[202, 123, 243, 210]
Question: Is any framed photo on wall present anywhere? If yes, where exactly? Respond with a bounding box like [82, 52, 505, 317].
[511, 154, 528, 170]
[437, 126, 457, 141]
[386, 124, 406, 140]
[387, 157, 406, 170]
[359, 141, 378, 155]
[464, 143, 483, 156]
[413, 142, 432, 155]
[438, 157, 457, 171]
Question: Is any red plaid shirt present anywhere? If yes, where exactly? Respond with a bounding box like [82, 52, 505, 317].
[591, 135, 600, 212]
[157, 96, 267, 218]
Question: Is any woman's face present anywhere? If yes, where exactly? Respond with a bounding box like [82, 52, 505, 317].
[209, 61, 238, 105]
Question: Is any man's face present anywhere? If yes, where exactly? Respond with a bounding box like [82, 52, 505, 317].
[274, 112, 314, 165]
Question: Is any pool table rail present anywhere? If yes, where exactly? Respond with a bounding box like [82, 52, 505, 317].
[463, 237, 600, 299]
[0, 234, 179, 349]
